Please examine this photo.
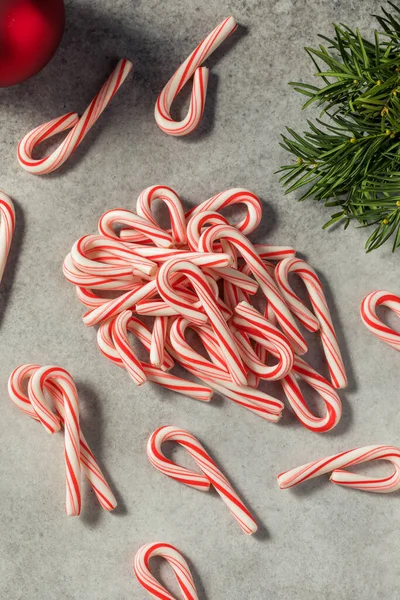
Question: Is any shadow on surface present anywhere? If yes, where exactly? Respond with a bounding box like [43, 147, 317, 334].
[0, 197, 24, 326]
[78, 381, 127, 527]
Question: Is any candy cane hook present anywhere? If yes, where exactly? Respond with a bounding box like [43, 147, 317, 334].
[0, 191, 15, 284]
[198, 224, 307, 354]
[155, 17, 237, 136]
[17, 59, 132, 175]
[134, 542, 199, 600]
[278, 445, 400, 493]
[148, 426, 258, 534]
[361, 290, 400, 352]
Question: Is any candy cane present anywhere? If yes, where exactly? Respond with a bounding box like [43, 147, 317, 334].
[155, 17, 237, 136]
[148, 426, 258, 534]
[63, 252, 142, 291]
[168, 317, 284, 421]
[0, 191, 15, 283]
[17, 59, 132, 175]
[361, 290, 400, 352]
[115, 245, 234, 269]
[254, 244, 296, 261]
[274, 257, 347, 389]
[198, 224, 307, 354]
[185, 188, 262, 236]
[71, 234, 157, 278]
[281, 356, 342, 433]
[156, 258, 247, 386]
[119, 185, 187, 246]
[8, 364, 116, 514]
[99, 208, 174, 249]
[278, 445, 400, 493]
[134, 542, 199, 600]
[150, 316, 168, 368]
[97, 312, 212, 401]
[231, 301, 294, 380]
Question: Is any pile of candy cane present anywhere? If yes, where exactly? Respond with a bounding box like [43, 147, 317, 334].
[63, 185, 347, 433]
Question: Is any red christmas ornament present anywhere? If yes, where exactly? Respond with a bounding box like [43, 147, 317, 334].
[0, 0, 65, 87]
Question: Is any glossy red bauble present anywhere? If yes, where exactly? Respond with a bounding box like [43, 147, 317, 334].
[0, 0, 65, 87]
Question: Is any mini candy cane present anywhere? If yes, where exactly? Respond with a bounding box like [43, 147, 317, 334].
[0, 191, 15, 283]
[99, 208, 174, 249]
[156, 257, 247, 386]
[119, 185, 187, 246]
[155, 17, 237, 136]
[275, 257, 347, 389]
[97, 312, 212, 401]
[8, 364, 116, 515]
[169, 317, 284, 421]
[231, 301, 294, 380]
[134, 543, 199, 600]
[281, 356, 342, 433]
[17, 59, 132, 175]
[185, 188, 262, 236]
[150, 316, 168, 368]
[148, 426, 258, 534]
[361, 290, 400, 352]
[278, 445, 400, 493]
[198, 224, 307, 354]
[70, 234, 157, 278]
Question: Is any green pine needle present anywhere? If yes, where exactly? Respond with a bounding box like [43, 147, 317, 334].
[279, 2, 400, 252]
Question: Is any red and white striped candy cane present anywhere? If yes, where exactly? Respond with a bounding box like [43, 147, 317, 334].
[185, 188, 262, 236]
[186, 210, 231, 251]
[231, 301, 294, 380]
[117, 246, 233, 269]
[63, 252, 141, 291]
[254, 244, 296, 261]
[150, 316, 168, 368]
[169, 317, 284, 421]
[8, 364, 116, 515]
[134, 542, 199, 600]
[274, 257, 347, 389]
[119, 185, 187, 246]
[97, 312, 212, 401]
[198, 224, 307, 354]
[281, 355, 342, 433]
[71, 234, 157, 278]
[99, 208, 174, 249]
[148, 426, 258, 534]
[155, 17, 237, 136]
[17, 59, 132, 175]
[156, 258, 247, 386]
[361, 290, 400, 352]
[278, 445, 400, 493]
[0, 191, 15, 283]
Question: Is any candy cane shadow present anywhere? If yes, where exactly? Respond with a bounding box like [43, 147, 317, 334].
[176, 25, 248, 142]
[77, 381, 127, 526]
[0, 199, 24, 327]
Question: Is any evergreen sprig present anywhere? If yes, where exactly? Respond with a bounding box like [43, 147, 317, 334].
[279, 2, 400, 252]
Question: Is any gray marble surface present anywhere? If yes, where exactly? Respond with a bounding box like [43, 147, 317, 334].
[1, 1, 399, 598]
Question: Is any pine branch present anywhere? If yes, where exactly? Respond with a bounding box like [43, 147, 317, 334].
[280, 2, 400, 252]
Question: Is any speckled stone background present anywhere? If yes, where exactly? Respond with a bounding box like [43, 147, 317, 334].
[1, 1, 399, 598]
